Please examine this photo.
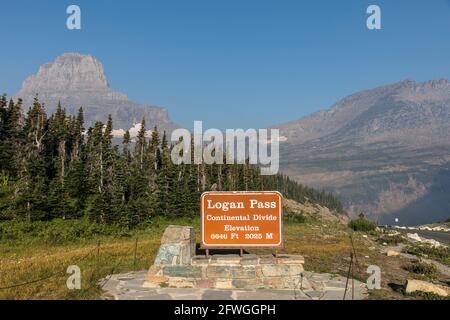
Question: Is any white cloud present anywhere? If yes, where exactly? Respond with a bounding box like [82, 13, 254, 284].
[111, 123, 152, 138]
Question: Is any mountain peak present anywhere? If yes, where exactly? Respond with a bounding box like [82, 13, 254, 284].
[14, 53, 178, 132]
[19, 52, 110, 94]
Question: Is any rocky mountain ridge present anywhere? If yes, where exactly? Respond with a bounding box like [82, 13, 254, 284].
[15, 53, 178, 134]
[275, 79, 450, 225]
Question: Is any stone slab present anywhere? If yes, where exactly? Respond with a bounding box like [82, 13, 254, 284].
[191, 256, 211, 266]
[162, 265, 203, 278]
[214, 279, 234, 289]
[261, 264, 304, 277]
[206, 265, 256, 279]
[276, 255, 305, 265]
[202, 290, 233, 300]
[232, 278, 263, 289]
[259, 255, 277, 264]
[210, 255, 242, 265]
[168, 277, 196, 288]
[144, 275, 169, 284]
[161, 225, 195, 244]
[234, 290, 298, 300]
[196, 279, 215, 289]
[240, 255, 259, 265]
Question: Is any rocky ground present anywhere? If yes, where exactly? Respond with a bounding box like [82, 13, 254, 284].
[100, 270, 367, 300]
[386, 245, 450, 279]
[364, 228, 449, 299]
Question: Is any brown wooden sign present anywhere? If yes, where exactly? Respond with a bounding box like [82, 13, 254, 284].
[201, 191, 283, 249]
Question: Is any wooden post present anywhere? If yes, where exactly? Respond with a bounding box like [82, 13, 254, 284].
[343, 252, 353, 300]
[351, 253, 355, 300]
[240, 248, 243, 257]
[206, 249, 209, 258]
[133, 238, 138, 270]
[349, 234, 360, 273]
[97, 241, 100, 261]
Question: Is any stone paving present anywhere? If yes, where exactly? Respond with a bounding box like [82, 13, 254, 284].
[100, 270, 368, 300]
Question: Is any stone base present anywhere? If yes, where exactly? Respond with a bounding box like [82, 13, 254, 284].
[143, 254, 306, 290]
[102, 270, 369, 300]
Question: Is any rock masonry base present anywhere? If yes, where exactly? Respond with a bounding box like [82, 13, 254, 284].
[144, 225, 306, 290]
[144, 254, 306, 290]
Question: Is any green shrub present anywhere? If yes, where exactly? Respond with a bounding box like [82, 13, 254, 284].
[404, 261, 438, 279]
[403, 245, 450, 265]
[0, 219, 124, 244]
[348, 218, 377, 232]
[284, 213, 306, 224]
[283, 206, 307, 224]
[376, 234, 406, 245]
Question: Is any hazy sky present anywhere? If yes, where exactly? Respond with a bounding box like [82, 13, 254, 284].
[1, 0, 449, 129]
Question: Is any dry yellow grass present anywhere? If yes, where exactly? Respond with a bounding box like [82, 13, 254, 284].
[0, 235, 162, 299]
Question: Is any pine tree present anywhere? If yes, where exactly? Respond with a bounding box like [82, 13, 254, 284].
[71, 107, 85, 161]
[13, 96, 49, 221]
[122, 130, 131, 161]
[149, 126, 160, 171]
[155, 132, 171, 216]
[134, 118, 147, 171]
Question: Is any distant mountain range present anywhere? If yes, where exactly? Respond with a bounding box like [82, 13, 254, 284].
[13, 53, 450, 225]
[15, 53, 178, 135]
[274, 79, 450, 225]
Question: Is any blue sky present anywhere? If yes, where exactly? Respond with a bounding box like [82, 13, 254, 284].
[1, 0, 449, 129]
